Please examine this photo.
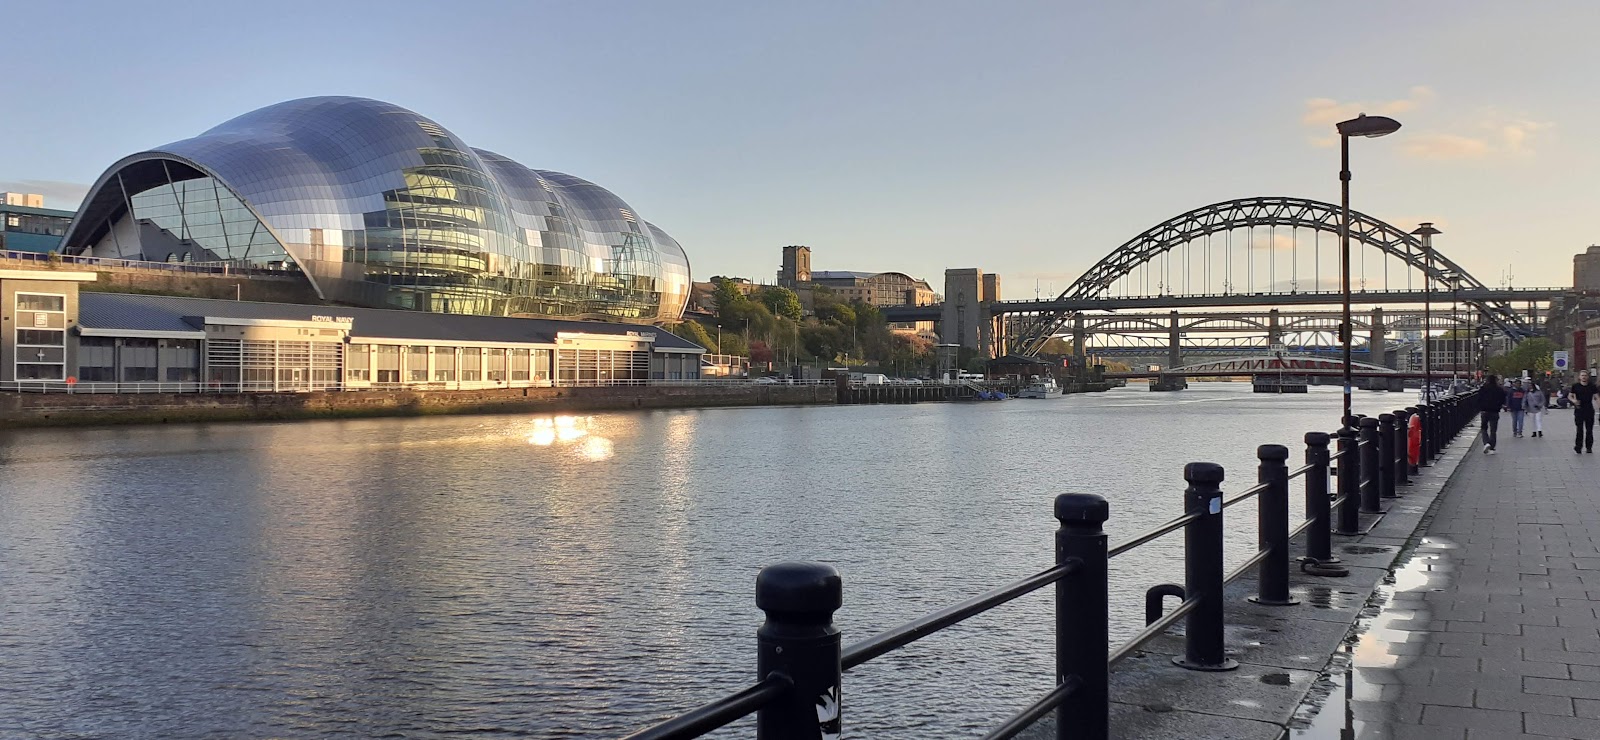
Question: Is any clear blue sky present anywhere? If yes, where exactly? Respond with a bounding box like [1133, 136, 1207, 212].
[2, 1, 1593, 292]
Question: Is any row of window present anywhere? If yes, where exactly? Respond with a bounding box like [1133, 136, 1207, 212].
[15, 292, 66, 380]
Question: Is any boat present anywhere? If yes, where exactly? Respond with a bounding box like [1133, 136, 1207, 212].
[1017, 377, 1059, 399]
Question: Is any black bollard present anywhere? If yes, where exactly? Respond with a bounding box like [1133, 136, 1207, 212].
[1250, 445, 1299, 605]
[1055, 493, 1109, 740]
[1174, 462, 1238, 671]
[1336, 425, 1361, 535]
[1359, 417, 1383, 514]
[1302, 432, 1348, 575]
[1378, 414, 1398, 499]
[1393, 409, 1411, 486]
[1418, 403, 1432, 466]
[756, 562, 842, 740]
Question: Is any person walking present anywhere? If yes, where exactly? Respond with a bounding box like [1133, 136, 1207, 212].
[1479, 374, 1506, 454]
[1508, 378, 1528, 438]
[1526, 382, 1547, 438]
[1574, 370, 1598, 454]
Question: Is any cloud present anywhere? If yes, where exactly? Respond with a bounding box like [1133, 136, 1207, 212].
[1302, 86, 1435, 147]
[0, 179, 91, 209]
[1249, 231, 1296, 252]
[1401, 133, 1491, 160]
[1498, 119, 1547, 152]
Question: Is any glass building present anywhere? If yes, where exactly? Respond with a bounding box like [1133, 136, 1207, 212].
[59, 97, 691, 322]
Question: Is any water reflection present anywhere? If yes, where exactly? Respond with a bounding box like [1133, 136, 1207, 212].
[0, 384, 1409, 738]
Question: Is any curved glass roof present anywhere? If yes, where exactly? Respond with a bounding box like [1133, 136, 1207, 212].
[62, 96, 690, 322]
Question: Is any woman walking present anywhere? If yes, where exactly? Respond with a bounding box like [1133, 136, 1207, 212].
[1574, 370, 1598, 454]
[1527, 383, 1547, 438]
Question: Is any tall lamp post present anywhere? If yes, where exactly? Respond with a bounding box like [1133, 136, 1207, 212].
[1336, 113, 1403, 425]
[1412, 223, 1441, 402]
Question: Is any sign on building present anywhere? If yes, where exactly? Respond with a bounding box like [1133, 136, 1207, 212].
[1554, 350, 1569, 371]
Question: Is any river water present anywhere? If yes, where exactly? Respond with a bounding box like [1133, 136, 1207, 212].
[0, 383, 1411, 739]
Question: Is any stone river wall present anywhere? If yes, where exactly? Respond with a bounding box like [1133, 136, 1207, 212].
[0, 384, 837, 428]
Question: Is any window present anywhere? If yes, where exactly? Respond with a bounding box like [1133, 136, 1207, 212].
[511, 348, 531, 381]
[16, 329, 64, 346]
[487, 348, 507, 381]
[121, 339, 158, 382]
[434, 347, 456, 381]
[347, 368, 371, 381]
[16, 294, 64, 312]
[461, 348, 481, 381]
[376, 369, 400, 383]
[407, 346, 429, 382]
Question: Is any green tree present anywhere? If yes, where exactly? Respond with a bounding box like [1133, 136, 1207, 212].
[712, 277, 748, 313]
[758, 286, 804, 322]
[1487, 337, 1558, 378]
[816, 302, 856, 328]
[800, 325, 847, 363]
[670, 320, 718, 352]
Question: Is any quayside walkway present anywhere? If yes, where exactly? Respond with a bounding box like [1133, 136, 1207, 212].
[1287, 419, 1600, 740]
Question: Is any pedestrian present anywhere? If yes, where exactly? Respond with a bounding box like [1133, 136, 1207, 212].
[1574, 370, 1598, 454]
[1526, 382, 1546, 438]
[1507, 378, 1527, 438]
[1479, 374, 1506, 454]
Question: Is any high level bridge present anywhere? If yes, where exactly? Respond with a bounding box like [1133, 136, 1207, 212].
[883, 196, 1571, 366]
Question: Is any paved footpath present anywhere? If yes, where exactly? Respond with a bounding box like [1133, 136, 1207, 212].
[1297, 418, 1600, 740]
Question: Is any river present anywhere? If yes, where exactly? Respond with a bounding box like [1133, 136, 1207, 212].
[0, 383, 1413, 739]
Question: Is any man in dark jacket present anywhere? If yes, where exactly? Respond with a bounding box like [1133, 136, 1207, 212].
[1573, 369, 1597, 454]
[1479, 375, 1506, 454]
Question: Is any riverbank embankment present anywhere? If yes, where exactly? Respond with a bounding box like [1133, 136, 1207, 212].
[0, 383, 837, 428]
[1022, 425, 1477, 739]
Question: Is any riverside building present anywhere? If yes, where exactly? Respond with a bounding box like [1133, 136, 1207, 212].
[0, 271, 703, 388]
[56, 96, 691, 323]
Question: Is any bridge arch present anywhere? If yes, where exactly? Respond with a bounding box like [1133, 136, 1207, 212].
[1016, 196, 1530, 354]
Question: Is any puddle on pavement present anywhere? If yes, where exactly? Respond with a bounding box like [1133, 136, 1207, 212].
[1279, 536, 1456, 739]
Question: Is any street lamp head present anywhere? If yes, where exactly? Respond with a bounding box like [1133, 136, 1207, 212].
[1411, 222, 1442, 237]
[1336, 114, 1402, 139]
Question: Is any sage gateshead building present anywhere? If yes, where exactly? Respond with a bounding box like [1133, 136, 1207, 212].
[58, 96, 691, 323]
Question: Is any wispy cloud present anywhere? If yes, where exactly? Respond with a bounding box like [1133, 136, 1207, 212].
[1401, 133, 1490, 160]
[0, 180, 91, 209]
[1299, 88, 1550, 160]
[1301, 86, 1435, 147]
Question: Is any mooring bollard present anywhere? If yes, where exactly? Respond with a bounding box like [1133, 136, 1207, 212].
[1301, 432, 1347, 575]
[1393, 409, 1411, 486]
[1251, 445, 1298, 605]
[1055, 493, 1109, 740]
[1378, 414, 1398, 499]
[756, 562, 842, 740]
[1417, 403, 1433, 465]
[1358, 417, 1382, 514]
[1174, 462, 1237, 671]
[1336, 425, 1361, 535]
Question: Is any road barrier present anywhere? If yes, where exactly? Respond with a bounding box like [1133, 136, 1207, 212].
[620, 389, 1482, 740]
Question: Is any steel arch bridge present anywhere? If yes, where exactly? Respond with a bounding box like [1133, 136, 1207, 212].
[1012, 196, 1533, 355]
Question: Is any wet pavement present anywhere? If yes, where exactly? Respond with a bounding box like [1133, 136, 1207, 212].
[1285, 418, 1600, 740]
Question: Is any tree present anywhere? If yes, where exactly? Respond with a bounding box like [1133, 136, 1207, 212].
[671, 320, 717, 352]
[712, 277, 748, 313]
[1487, 337, 1558, 378]
[816, 302, 856, 328]
[759, 286, 804, 322]
[800, 325, 847, 363]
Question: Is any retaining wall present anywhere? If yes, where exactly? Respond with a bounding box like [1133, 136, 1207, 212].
[0, 384, 837, 428]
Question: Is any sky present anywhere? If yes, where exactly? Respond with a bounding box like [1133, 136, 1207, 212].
[2, 1, 1594, 294]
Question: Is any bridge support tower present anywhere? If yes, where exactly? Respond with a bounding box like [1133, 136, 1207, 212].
[1267, 309, 1281, 348]
[1168, 311, 1181, 370]
[1369, 307, 1388, 369]
[1073, 313, 1086, 370]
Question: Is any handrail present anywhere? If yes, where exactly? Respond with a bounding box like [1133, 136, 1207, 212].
[1223, 547, 1272, 586]
[1108, 597, 1199, 666]
[1107, 512, 1200, 559]
[842, 561, 1078, 670]
[620, 674, 792, 740]
[979, 675, 1084, 740]
[1220, 480, 1270, 510]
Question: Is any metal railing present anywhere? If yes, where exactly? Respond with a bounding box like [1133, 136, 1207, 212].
[0, 377, 836, 395]
[620, 389, 1482, 739]
[0, 249, 289, 277]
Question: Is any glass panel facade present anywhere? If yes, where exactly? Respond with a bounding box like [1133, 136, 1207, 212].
[15, 292, 65, 381]
[63, 97, 691, 321]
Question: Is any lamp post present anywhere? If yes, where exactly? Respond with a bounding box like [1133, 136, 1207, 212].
[1336, 113, 1403, 425]
[1412, 223, 1441, 403]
